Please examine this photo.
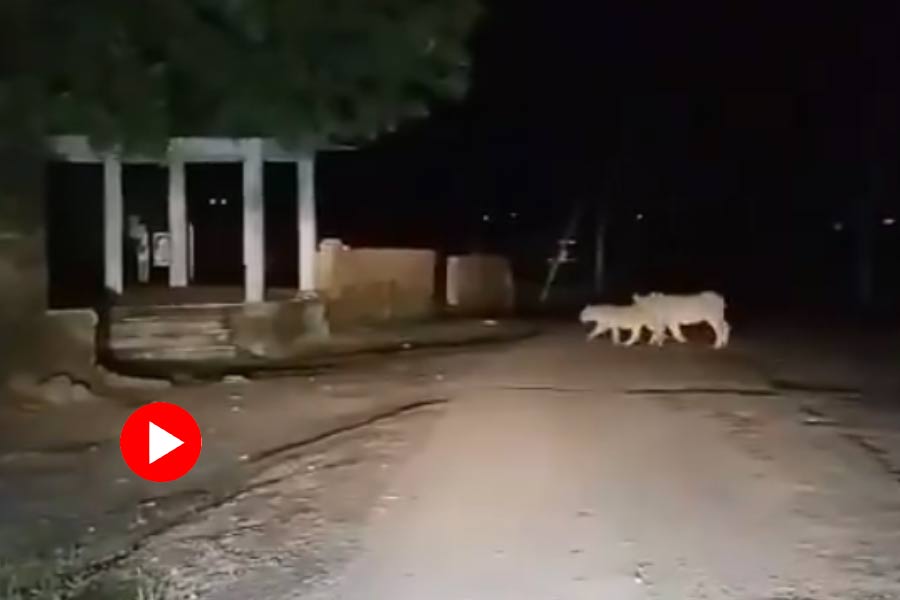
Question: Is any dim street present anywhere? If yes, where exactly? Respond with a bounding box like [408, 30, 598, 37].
[123, 326, 900, 600]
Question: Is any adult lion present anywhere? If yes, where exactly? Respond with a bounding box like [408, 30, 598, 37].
[632, 291, 730, 349]
[579, 303, 664, 346]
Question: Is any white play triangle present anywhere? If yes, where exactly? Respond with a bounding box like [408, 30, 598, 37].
[149, 421, 184, 464]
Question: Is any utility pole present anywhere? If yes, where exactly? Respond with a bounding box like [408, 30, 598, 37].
[540, 201, 582, 304]
[593, 200, 607, 298]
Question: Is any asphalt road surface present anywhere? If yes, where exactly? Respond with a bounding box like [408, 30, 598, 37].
[140, 327, 900, 599]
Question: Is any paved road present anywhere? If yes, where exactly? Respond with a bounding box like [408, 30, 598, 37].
[132, 327, 900, 599]
[307, 329, 900, 599]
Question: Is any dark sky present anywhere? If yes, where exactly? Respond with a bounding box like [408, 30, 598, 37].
[315, 2, 900, 310]
[325, 2, 900, 219]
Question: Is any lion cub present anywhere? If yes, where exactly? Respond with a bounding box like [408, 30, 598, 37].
[579, 303, 664, 346]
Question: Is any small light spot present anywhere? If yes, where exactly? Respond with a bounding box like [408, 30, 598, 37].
[636, 213, 644, 221]
[883, 216, 896, 226]
[832, 221, 844, 232]
[208, 198, 216, 205]
[482, 214, 491, 222]
[509, 211, 518, 218]
[221, 198, 228, 206]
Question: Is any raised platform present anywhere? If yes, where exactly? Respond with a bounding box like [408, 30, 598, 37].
[107, 294, 329, 363]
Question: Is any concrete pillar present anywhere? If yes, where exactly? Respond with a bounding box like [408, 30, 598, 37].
[317, 238, 344, 299]
[103, 154, 123, 294]
[297, 151, 317, 295]
[167, 155, 188, 287]
[242, 139, 265, 303]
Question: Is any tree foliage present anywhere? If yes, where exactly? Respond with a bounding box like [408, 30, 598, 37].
[0, 0, 482, 154]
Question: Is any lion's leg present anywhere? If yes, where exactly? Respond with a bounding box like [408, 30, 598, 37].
[708, 319, 722, 348]
[611, 328, 621, 345]
[623, 326, 641, 346]
[587, 323, 603, 341]
[670, 323, 688, 343]
[711, 319, 730, 348]
[649, 324, 666, 346]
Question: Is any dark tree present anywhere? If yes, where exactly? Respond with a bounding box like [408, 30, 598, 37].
[1, 0, 481, 154]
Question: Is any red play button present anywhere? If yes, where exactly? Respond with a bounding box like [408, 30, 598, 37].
[120, 402, 202, 482]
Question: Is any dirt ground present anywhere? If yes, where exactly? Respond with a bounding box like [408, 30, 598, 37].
[4, 322, 900, 598]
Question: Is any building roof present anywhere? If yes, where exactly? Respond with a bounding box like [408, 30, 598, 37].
[47, 135, 354, 163]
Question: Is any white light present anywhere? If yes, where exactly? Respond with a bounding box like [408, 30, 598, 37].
[510, 212, 518, 219]
[209, 198, 215, 205]
[883, 216, 896, 226]
[636, 213, 644, 221]
[832, 221, 844, 232]
[482, 214, 491, 223]
[221, 198, 228, 206]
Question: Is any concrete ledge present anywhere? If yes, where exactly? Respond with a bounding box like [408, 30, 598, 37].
[110, 319, 539, 379]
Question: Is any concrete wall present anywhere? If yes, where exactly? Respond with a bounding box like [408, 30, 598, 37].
[40, 309, 99, 378]
[4, 232, 102, 375]
[317, 239, 436, 328]
[446, 254, 515, 317]
[0, 228, 60, 387]
[230, 298, 329, 359]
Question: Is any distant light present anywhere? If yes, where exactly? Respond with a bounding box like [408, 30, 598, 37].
[883, 216, 896, 226]
[832, 221, 844, 232]
[209, 198, 216, 205]
[636, 213, 644, 221]
[509, 211, 518, 219]
[482, 214, 491, 223]
[221, 198, 228, 206]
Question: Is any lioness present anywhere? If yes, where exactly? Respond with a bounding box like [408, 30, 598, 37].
[632, 291, 730, 349]
[579, 303, 664, 346]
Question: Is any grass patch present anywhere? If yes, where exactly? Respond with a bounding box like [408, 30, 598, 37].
[0, 558, 176, 600]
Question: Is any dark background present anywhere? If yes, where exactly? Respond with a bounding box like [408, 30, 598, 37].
[317, 1, 900, 316]
[46, 2, 900, 317]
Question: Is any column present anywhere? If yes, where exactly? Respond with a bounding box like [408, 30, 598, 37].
[103, 154, 123, 294]
[297, 150, 317, 295]
[167, 154, 188, 287]
[242, 138, 265, 303]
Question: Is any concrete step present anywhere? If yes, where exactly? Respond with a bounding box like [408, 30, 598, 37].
[111, 305, 232, 323]
[109, 304, 236, 363]
[109, 332, 232, 351]
[110, 320, 229, 338]
[113, 345, 238, 362]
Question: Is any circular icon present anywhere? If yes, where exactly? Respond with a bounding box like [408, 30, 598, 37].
[120, 402, 202, 482]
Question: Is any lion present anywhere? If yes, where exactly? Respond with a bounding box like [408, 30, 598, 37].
[632, 291, 730, 349]
[579, 303, 665, 346]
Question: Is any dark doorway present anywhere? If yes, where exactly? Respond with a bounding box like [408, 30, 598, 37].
[264, 162, 298, 289]
[123, 165, 168, 287]
[45, 162, 104, 309]
[186, 163, 243, 286]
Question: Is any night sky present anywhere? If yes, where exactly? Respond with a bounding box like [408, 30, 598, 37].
[318, 2, 900, 314]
